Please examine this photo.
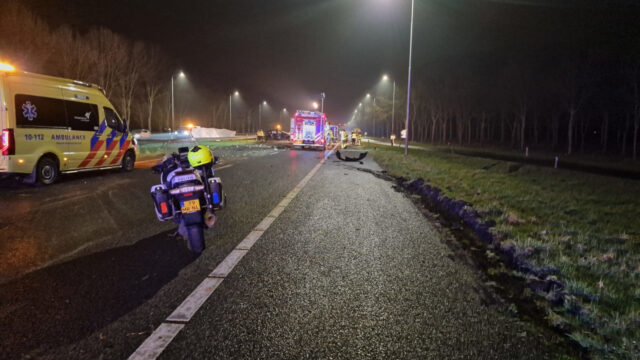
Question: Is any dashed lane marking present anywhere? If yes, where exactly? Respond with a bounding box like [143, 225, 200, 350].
[165, 278, 224, 323]
[128, 323, 184, 360]
[128, 143, 339, 360]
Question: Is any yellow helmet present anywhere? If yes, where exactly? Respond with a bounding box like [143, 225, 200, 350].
[187, 145, 213, 167]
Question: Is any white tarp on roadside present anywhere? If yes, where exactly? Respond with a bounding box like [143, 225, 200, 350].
[190, 127, 236, 138]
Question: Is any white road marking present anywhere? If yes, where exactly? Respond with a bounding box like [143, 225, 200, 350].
[254, 215, 277, 231]
[209, 249, 249, 278]
[128, 146, 334, 360]
[128, 323, 185, 360]
[236, 230, 264, 250]
[165, 278, 224, 323]
[268, 205, 287, 218]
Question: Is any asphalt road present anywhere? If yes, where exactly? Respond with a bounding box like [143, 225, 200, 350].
[0, 144, 320, 360]
[1, 143, 561, 359]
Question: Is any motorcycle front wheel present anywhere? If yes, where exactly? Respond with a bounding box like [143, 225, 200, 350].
[186, 225, 205, 254]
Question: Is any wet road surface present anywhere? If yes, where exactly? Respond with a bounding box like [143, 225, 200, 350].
[0, 145, 320, 359]
[1, 145, 559, 359]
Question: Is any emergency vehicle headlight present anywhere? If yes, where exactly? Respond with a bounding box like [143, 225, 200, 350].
[0, 62, 16, 72]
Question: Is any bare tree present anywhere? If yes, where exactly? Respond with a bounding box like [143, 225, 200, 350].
[140, 46, 165, 131]
[0, 2, 54, 72]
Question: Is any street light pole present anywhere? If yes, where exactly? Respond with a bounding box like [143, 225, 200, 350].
[404, 0, 415, 156]
[229, 94, 232, 130]
[259, 101, 266, 130]
[171, 71, 185, 134]
[373, 97, 376, 137]
[321, 92, 325, 113]
[171, 76, 175, 133]
[392, 80, 396, 136]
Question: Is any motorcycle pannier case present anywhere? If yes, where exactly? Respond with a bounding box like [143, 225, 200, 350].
[208, 177, 224, 210]
[150, 185, 174, 220]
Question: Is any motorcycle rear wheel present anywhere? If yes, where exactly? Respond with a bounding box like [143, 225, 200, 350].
[186, 225, 205, 254]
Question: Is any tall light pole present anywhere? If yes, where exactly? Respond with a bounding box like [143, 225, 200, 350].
[373, 97, 376, 137]
[383, 75, 396, 137]
[229, 90, 239, 130]
[259, 100, 267, 130]
[321, 92, 326, 113]
[171, 71, 185, 133]
[392, 80, 396, 137]
[404, 0, 415, 156]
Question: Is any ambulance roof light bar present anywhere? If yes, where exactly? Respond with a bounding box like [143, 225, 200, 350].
[0, 62, 16, 72]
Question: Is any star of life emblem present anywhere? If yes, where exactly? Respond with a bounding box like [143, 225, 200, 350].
[22, 101, 37, 121]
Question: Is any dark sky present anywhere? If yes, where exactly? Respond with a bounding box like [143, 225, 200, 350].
[23, 0, 640, 123]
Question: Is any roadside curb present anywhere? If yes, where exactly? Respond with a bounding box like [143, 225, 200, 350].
[399, 178, 586, 318]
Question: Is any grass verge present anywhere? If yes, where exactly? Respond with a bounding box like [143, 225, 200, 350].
[366, 143, 640, 359]
[367, 137, 640, 175]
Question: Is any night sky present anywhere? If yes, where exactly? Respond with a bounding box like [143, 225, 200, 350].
[22, 0, 640, 122]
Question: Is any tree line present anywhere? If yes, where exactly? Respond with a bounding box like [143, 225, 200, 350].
[0, 2, 180, 131]
[355, 40, 640, 160]
[0, 2, 273, 134]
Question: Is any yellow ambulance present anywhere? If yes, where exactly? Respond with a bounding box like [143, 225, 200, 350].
[0, 63, 136, 184]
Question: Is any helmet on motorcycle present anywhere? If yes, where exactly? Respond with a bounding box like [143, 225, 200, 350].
[187, 145, 213, 167]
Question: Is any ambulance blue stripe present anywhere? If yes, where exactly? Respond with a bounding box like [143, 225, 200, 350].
[105, 128, 117, 148]
[91, 120, 107, 149]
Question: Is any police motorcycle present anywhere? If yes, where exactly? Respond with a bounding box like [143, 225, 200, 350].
[150, 146, 225, 254]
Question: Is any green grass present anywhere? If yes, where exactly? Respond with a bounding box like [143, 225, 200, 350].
[136, 139, 257, 160]
[366, 143, 640, 359]
[366, 137, 640, 174]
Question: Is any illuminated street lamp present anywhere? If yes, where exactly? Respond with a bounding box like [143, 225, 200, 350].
[171, 71, 186, 132]
[312, 101, 319, 110]
[229, 90, 239, 130]
[382, 74, 396, 136]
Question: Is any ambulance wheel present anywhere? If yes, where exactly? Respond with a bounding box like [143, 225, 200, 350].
[121, 150, 135, 172]
[186, 225, 205, 254]
[36, 156, 59, 185]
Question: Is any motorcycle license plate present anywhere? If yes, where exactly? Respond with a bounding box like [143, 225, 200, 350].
[181, 199, 201, 213]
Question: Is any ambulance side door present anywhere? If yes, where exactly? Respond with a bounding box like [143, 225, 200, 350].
[64, 99, 100, 169]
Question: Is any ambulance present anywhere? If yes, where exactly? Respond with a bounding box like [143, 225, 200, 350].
[0, 63, 136, 184]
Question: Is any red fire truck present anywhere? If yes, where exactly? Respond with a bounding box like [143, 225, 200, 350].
[290, 110, 326, 150]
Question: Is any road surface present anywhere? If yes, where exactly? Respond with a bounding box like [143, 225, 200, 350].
[0, 143, 563, 359]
